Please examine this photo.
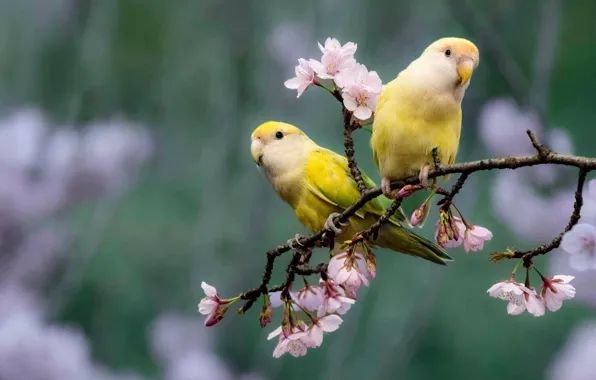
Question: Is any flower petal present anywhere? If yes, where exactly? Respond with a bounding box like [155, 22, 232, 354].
[201, 281, 217, 297]
[353, 106, 372, 120]
[561, 223, 596, 255]
[267, 326, 282, 340]
[507, 300, 526, 315]
[284, 77, 302, 90]
[272, 338, 289, 358]
[319, 315, 343, 332]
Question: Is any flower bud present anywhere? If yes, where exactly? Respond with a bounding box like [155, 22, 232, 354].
[259, 295, 273, 328]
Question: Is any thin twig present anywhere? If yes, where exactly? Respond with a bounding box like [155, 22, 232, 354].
[437, 173, 470, 211]
[527, 129, 551, 157]
[237, 130, 596, 312]
[361, 198, 404, 241]
[512, 168, 587, 267]
[343, 107, 367, 193]
[295, 263, 328, 276]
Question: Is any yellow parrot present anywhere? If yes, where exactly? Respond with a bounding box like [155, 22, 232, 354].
[371, 37, 479, 198]
[250, 121, 452, 265]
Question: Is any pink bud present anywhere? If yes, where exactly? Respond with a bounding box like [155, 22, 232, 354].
[397, 184, 422, 198]
[410, 207, 424, 226]
[437, 225, 449, 248]
[259, 296, 273, 328]
[205, 314, 224, 327]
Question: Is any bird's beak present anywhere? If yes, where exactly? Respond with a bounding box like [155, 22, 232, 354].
[457, 59, 475, 86]
[251, 139, 264, 166]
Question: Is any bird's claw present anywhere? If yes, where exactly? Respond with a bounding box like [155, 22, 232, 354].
[324, 212, 348, 235]
[287, 234, 307, 252]
[381, 177, 396, 199]
[419, 165, 430, 188]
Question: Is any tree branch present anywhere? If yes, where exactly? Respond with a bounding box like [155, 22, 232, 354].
[361, 197, 404, 241]
[342, 106, 367, 193]
[511, 168, 588, 267]
[237, 130, 596, 312]
[437, 173, 469, 211]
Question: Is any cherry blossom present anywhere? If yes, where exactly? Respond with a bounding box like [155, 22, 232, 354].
[522, 287, 546, 317]
[307, 314, 343, 348]
[561, 223, 596, 271]
[317, 37, 357, 57]
[269, 291, 298, 309]
[463, 225, 493, 253]
[435, 215, 492, 252]
[198, 282, 232, 326]
[541, 275, 576, 311]
[284, 58, 316, 98]
[487, 280, 544, 316]
[337, 64, 383, 120]
[295, 282, 325, 312]
[309, 50, 355, 80]
[588, 179, 596, 201]
[268, 325, 314, 358]
[318, 279, 356, 316]
[327, 250, 370, 291]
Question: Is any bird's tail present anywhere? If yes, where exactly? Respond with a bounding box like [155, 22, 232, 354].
[375, 222, 453, 265]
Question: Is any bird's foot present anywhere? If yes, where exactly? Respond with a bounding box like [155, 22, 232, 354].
[287, 234, 307, 252]
[324, 212, 349, 235]
[381, 177, 396, 199]
[418, 165, 431, 188]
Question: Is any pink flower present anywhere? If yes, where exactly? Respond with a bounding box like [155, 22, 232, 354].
[268, 291, 298, 308]
[487, 280, 525, 315]
[561, 223, 596, 271]
[487, 280, 545, 316]
[307, 314, 343, 348]
[197, 282, 230, 326]
[588, 179, 596, 201]
[318, 37, 357, 57]
[522, 287, 546, 317]
[309, 50, 355, 80]
[284, 58, 316, 98]
[268, 325, 313, 358]
[295, 282, 325, 312]
[327, 250, 370, 291]
[463, 225, 493, 253]
[338, 64, 383, 120]
[318, 279, 356, 316]
[541, 275, 576, 311]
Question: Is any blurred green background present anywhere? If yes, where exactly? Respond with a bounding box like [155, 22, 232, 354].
[0, 0, 595, 379]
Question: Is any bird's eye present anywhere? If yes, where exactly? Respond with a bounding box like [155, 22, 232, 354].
[275, 131, 284, 139]
[445, 48, 452, 57]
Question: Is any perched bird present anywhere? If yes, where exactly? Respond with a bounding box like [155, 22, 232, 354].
[250, 121, 451, 265]
[371, 37, 479, 198]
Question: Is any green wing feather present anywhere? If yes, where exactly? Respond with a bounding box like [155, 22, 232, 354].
[305, 148, 452, 265]
[306, 149, 409, 225]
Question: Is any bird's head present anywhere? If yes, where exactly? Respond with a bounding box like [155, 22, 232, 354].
[420, 37, 479, 91]
[251, 121, 315, 174]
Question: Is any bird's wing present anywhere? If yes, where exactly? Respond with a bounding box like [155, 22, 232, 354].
[305, 149, 408, 225]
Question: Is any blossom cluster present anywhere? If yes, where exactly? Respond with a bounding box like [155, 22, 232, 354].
[284, 37, 383, 120]
[483, 178, 596, 316]
[487, 274, 575, 316]
[199, 245, 374, 358]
